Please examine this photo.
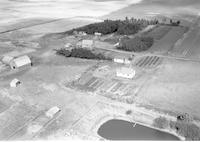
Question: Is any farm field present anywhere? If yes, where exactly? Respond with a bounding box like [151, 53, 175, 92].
[147, 26, 188, 54]
[143, 25, 172, 41]
[133, 56, 163, 69]
[169, 18, 200, 59]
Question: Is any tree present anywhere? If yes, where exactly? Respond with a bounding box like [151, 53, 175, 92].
[153, 117, 169, 129]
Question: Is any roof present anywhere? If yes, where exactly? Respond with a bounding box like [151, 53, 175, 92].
[46, 106, 60, 118]
[11, 55, 31, 67]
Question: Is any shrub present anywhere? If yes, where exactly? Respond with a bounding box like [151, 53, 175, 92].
[153, 117, 169, 129]
[56, 48, 71, 57]
[126, 110, 132, 115]
[177, 113, 193, 123]
[117, 36, 154, 52]
[56, 48, 110, 60]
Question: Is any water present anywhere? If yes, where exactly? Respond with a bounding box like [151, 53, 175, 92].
[98, 119, 180, 141]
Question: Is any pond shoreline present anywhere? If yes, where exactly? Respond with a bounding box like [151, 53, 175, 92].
[94, 115, 185, 141]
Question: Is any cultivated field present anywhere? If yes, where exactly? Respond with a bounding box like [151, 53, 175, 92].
[133, 56, 163, 69]
[147, 26, 188, 54]
[169, 18, 200, 59]
[143, 25, 172, 41]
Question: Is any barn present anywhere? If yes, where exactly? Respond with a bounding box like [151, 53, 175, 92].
[10, 55, 32, 69]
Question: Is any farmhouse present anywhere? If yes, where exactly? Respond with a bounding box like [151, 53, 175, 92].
[10, 55, 32, 69]
[116, 67, 135, 79]
[81, 40, 94, 49]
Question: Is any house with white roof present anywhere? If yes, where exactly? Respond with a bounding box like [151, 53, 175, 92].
[116, 67, 136, 79]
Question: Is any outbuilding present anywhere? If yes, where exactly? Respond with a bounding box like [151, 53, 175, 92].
[94, 32, 102, 36]
[9, 55, 32, 69]
[45, 106, 61, 118]
[10, 78, 21, 87]
[113, 57, 131, 65]
[116, 67, 135, 79]
[64, 43, 72, 48]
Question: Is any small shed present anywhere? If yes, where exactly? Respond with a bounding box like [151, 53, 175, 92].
[116, 67, 135, 79]
[94, 32, 102, 36]
[65, 43, 72, 48]
[2, 56, 14, 64]
[10, 55, 32, 69]
[81, 40, 94, 49]
[45, 106, 60, 118]
[10, 78, 21, 87]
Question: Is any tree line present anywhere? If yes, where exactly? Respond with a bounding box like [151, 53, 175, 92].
[55, 48, 111, 60]
[66, 17, 159, 35]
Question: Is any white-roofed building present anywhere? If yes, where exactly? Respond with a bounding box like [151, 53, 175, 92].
[10, 55, 32, 69]
[116, 67, 135, 79]
[10, 78, 21, 87]
[45, 106, 60, 118]
[113, 57, 131, 65]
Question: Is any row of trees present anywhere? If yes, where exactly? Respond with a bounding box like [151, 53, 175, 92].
[66, 17, 159, 35]
[117, 36, 154, 52]
[153, 114, 200, 140]
[56, 48, 111, 60]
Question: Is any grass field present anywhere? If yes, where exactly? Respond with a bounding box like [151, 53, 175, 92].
[169, 19, 200, 59]
[136, 58, 200, 119]
[147, 26, 188, 54]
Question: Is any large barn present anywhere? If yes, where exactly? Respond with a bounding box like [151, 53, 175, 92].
[10, 55, 32, 69]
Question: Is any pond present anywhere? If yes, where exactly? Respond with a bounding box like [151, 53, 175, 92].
[97, 119, 180, 141]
